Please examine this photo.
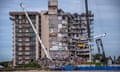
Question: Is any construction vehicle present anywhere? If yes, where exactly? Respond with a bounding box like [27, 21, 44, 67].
[77, 43, 86, 47]
[94, 33, 107, 64]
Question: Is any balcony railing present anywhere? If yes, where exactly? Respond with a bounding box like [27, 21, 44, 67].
[18, 52, 22, 55]
[77, 49, 89, 51]
[77, 53, 89, 55]
[25, 52, 30, 55]
[25, 56, 30, 59]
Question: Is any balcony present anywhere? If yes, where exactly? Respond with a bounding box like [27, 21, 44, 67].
[23, 34, 31, 37]
[18, 52, 22, 55]
[16, 30, 22, 33]
[68, 45, 75, 47]
[18, 56, 22, 60]
[68, 30, 80, 33]
[71, 26, 81, 30]
[16, 43, 22, 46]
[18, 61, 23, 64]
[16, 32, 35, 37]
[25, 52, 30, 55]
[25, 47, 30, 51]
[16, 34, 22, 37]
[69, 48, 75, 51]
[17, 38, 22, 42]
[25, 38, 30, 41]
[74, 17, 80, 21]
[25, 56, 30, 60]
[77, 49, 89, 52]
[23, 25, 30, 28]
[25, 29, 30, 33]
[25, 43, 30, 46]
[72, 22, 80, 25]
[77, 53, 89, 55]
[25, 61, 29, 64]
[16, 25, 22, 29]
[16, 43, 31, 47]
[18, 47, 23, 51]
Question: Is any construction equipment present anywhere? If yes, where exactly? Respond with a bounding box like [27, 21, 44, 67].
[85, 0, 91, 39]
[94, 33, 107, 64]
[20, 3, 53, 62]
[77, 43, 86, 47]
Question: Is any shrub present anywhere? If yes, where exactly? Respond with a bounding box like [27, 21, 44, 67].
[22, 62, 41, 68]
[95, 62, 104, 66]
[0, 61, 9, 68]
[84, 62, 95, 65]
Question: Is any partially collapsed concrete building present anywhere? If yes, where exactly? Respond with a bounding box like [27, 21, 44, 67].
[10, 0, 94, 66]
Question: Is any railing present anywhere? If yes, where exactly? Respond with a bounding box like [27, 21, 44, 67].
[77, 49, 89, 51]
[77, 53, 89, 55]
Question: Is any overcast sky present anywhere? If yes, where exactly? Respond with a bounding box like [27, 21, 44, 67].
[0, 0, 120, 62]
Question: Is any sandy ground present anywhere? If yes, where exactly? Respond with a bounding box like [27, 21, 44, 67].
[2, 70, 120, 72]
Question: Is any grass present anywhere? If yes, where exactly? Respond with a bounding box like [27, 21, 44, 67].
[0, 67, 42, 71]
[0, 62, 43, 71]
[84, 62, 105, 66]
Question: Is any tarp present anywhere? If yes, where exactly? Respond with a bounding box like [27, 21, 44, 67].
[62, 66, 120, 71]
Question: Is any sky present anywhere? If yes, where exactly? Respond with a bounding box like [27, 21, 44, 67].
[0, 0, 120, 62]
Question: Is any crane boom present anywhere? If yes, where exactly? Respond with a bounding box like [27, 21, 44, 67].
[94, 33, 107, 64]
[20, 3, 53, 61]
[94, 33, 106, 39]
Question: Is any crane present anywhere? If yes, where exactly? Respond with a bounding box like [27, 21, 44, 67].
[94, 33, 107, 64]
[19, 3, 53, 62]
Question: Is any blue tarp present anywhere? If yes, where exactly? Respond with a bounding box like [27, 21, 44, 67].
[78, 66, 120, 70]
[62, 66, 120, 71]
[63, 65, 76, 71]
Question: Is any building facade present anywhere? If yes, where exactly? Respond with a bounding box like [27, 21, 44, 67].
[10, 12, 41, 66]
[10, 0, 94, 66]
